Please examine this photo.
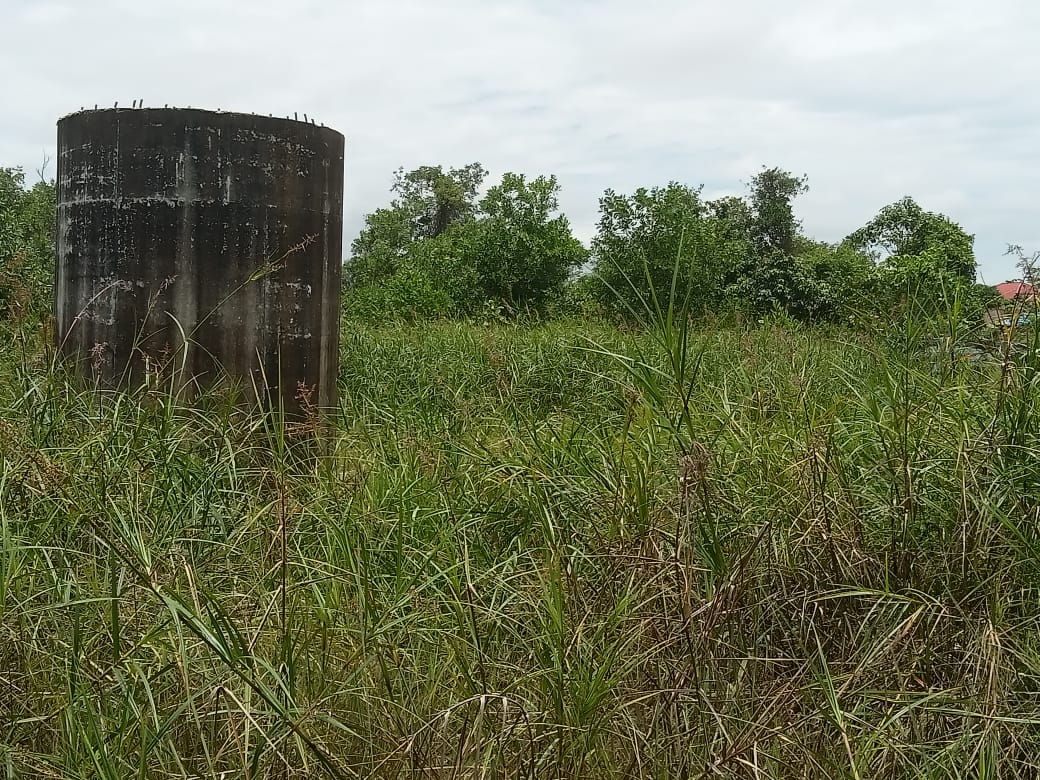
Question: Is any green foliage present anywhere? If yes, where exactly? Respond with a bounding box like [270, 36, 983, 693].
[342, 262, 455, 322]
[345, 204, 413, 287]
[590, 182, 740, 316]
[551, 272, 608, 318]
[724, 251, 823, 319]
[395, 162, 488, 240]
[747, 166, 808, 257]
[0, 167, 55, 321]
[347, 165, 585, 318]
[722, 167, 817, 318]
[349, 163, 488, 288]
[840, 198, 977, 325]
[845, 195, 976, 283]
[470, 173, 588, 311]
[794, 239, 876, 322]
[346, 163, 985, 330]
[587, 168, 884, 325]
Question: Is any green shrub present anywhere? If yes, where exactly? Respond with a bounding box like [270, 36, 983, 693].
[343, 263, 456, 322]
[0, 168, 55, 323]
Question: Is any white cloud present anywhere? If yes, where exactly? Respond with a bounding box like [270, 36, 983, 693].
[2, 0, 1037, 280]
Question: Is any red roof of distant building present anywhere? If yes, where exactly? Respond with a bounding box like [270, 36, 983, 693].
[995, 281, 1036, 300]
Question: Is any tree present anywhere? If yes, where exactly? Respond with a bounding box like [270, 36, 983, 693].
[723, 167, 813, 317]
[591, 182, 729, 316]
[349, 163, 487, 288]
[346, 164, 585, 318]
[394, 163, 487, 240]
[471, 173, 587, 311]
[792, 239, 875, 322]
[841, 197, 977, 320]
[844, 196, 976, 283]
[345, 205, 413, 287]
[588, 170, 842, 321]
[748, 167, 808, 257]
[0, 167, 55, 321]
[724, 251, 823, 321]
[706, 195, 754, 247]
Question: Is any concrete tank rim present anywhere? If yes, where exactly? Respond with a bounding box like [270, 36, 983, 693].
[56, 106, 345, 142]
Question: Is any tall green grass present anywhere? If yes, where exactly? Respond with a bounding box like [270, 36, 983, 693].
[1, 311, 1039, 778]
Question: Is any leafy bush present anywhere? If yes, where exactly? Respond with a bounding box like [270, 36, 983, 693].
[347, 166, 586, 318]
[343, 262, 455, 322]
[590, 182, 728, 317]
[0, 167, 55, 322]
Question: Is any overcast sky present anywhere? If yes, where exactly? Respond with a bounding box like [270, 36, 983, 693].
[3, 0, 1037, 282]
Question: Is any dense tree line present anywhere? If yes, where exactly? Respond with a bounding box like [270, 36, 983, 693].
[1, 161, 991, 327]
[347, 163, 986, 324]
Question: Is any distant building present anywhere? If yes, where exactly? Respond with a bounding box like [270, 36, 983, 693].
[985, 280, 1036, 328]
[995, 281, 1037, 302]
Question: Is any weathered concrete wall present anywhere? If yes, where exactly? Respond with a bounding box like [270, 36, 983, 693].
[55, 107, 344, 416]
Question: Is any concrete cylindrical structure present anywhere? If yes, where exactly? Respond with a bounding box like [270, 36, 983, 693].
[55, 107, 344, 416]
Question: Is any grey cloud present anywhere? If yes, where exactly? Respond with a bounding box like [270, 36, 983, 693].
[2, 0, 1037, 281]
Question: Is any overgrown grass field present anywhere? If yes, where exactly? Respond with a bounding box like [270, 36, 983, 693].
[2, 315, 1039, 778]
